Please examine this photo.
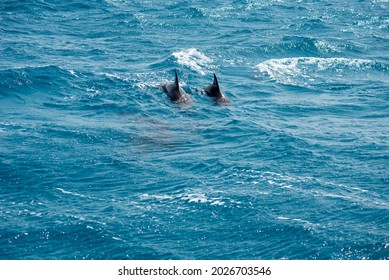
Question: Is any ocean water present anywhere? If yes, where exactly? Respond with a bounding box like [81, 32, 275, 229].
[1, 0, 388, 260]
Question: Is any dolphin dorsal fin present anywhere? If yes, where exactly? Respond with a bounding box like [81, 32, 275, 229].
[174, 70, 179, 89]
[213, 73, 219, 89]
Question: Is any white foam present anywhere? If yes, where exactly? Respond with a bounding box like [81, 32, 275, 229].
[277, 216, 289, 220]
[256, 57, 375, 87]
[277, 216, 316, 228]
[186, 193, 209, 203]
[104, 0, 130, 6]
[246, 0, 285, 10]
[140, 191, 230, 207]
[210, 200, 225, 206]
[140, 194, 174, 200]
[314, 40, 340, 53]
[56, 187, 86, 198]
[103, 72, 122, 80]
[183, 193, 229, 206]
[68, 69, 79, 77]
[172, 48, 213, 75]
[135, 81, 165, 90]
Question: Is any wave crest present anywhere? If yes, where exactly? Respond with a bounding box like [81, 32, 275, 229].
[256, 57, 388, 88]
[172, 48, 214, 75]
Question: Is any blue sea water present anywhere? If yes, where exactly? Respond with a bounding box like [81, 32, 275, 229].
[1, 0, 389, 260]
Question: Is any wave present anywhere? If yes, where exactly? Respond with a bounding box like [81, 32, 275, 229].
[256, 57, 389, 88]
[172, 48, 214, 75]
[259, 35, 368, 58]
[139, 191, 239, 208]
[0, 65, 128, 97]
[0, 65, 74, 102]
[0, 65, 74, 87]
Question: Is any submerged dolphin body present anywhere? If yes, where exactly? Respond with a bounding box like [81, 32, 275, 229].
[204, 73, 229, 103]
[162, 70, 190, 103]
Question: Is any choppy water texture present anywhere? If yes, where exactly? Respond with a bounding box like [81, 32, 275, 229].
[1, 0, 389, 260]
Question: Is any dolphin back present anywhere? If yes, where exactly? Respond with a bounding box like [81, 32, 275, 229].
[162, 70, 190, 103]
[205, 73, 230, 103]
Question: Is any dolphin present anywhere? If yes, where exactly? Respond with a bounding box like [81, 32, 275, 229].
[204, 73, 229, 103]
[162, 70, 190, 103]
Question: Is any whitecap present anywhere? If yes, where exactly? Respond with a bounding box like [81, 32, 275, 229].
[68, 69, 79, 77]
[210, 200, 225, 206]
[314, 40, 340, 54]
[256, 57, 379, 87]
[277, 216, 289, 220]
[135, 81, 165, 90]
[186, 193, 209, 203]
[172, 48, 214, 75]
[139, 194, 174, 200]
[56, 187, 87, 198]
[277, 216, 316, 228]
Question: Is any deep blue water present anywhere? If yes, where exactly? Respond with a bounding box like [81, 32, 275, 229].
[1, 0, 389, 260]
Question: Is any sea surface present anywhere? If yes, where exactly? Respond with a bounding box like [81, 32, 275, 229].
[1, 0, 389, 260]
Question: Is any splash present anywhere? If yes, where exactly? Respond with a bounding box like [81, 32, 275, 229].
[256, 57, 384, 87]
[172, 48, 214, 75]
